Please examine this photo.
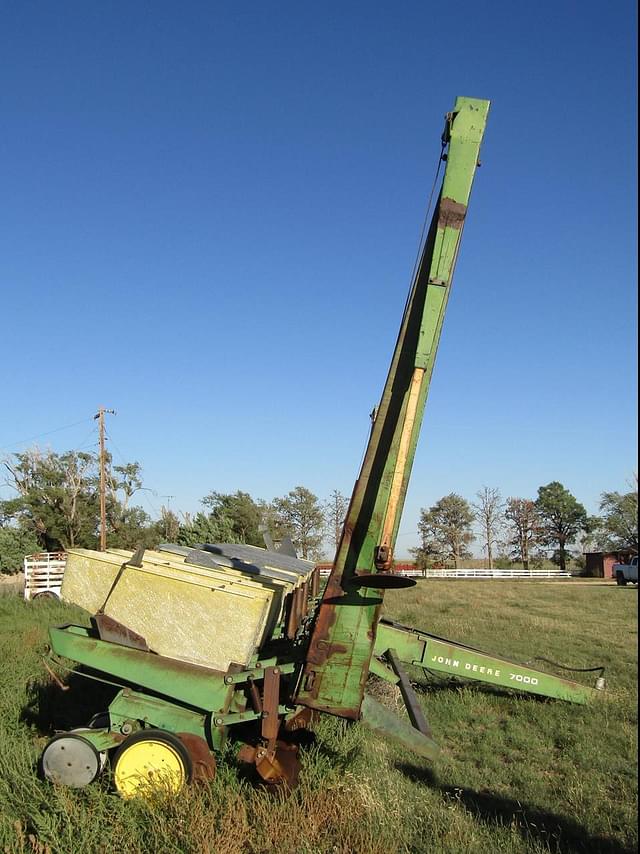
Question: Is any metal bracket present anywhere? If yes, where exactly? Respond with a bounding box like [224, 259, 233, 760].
[387, 648, 432, 737]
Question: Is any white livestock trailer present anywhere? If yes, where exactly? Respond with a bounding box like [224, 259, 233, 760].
[23, 552, 67, 600]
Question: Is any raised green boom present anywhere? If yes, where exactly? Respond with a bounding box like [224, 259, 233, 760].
[298, 97, 491, 724]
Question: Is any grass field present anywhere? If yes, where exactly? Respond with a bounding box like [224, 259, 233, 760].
[0, 580, 636, 854]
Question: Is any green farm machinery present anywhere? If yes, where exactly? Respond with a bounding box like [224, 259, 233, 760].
[40, 97, 604, 797]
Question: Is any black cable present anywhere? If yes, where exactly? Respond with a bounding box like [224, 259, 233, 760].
[523, 657, 605, 678]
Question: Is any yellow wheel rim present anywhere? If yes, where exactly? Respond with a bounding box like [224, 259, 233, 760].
[113, 737, 187, 798]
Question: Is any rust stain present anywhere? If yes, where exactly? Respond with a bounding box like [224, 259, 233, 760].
[283, 707, 319, 732]
[439, 197, 467, 229]
[177, 732, 216, 782]
[299, 700, 361, 721]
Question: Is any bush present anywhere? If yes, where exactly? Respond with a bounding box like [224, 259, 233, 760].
[0, 527, 40, 575]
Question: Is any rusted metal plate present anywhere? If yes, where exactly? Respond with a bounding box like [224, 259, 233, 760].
[177, 733, 216, 782]
[93, 614, 150, 651]
[261, 667, 281, 747]
[438, 196, 467, 229]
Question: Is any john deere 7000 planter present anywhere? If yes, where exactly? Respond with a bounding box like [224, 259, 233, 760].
[40, 97, 604, 797]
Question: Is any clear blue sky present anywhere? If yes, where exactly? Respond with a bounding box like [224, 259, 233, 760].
[1, 2, 637, 557]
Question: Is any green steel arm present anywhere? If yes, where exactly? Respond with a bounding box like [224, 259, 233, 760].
[374, 619, 599, 704]
[297, 97, 490, 717]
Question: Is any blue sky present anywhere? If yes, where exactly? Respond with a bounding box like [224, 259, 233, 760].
[1, 2, 637, 557]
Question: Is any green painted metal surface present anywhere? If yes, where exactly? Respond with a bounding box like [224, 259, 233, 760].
[360, 695, 440, 760]
[49, 625, 235, 712]
[374, 620, 597, 704]
[298, 97, 490, 717]
[109, 690, 213, 744]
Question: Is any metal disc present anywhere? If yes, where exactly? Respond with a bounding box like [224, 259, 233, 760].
[255, 742, 301, 789]
[71, 728, 108, 771]
[41, 734, 101, 788]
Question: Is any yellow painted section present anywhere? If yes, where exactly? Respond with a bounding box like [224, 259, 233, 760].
[113, 737, 186, 798]
[62, 549, 274, 670]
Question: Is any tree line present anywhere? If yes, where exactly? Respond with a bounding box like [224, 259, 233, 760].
[413, 479, 638, 573]
[0, 446, 636, 575]
[0, 446, 348, 573]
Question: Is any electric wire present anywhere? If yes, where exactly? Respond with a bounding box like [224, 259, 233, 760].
[353, 140, 448, 482]
[0, 417, 94, 453]
[74, 425, 100, 452]
[399, 139, 447, 326]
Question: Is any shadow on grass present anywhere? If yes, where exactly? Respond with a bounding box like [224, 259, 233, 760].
[21, 669, 120, 734]
[396, 762, 634, 854]
[413, 678, 556, 704]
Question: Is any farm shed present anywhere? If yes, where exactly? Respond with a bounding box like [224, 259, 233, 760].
[584, 549, 636, 578]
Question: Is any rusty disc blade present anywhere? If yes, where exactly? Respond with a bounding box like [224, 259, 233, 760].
[177, 733, 216, 783]
[255, 742, 301, 789]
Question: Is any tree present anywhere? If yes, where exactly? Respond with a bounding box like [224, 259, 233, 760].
[535, 482, 588, 573]
[597, 480, 638, 551]
[505, 498, 541, 570]
[0, 525, 41, 574]
[201, 491, 264, 546]
[271, 486, 325, 560]
[416, 493, 474, 568]
[106, 461, 153, 547]
[472, 486, 504, 570]
[1, 447, 158, 552]
[323, 489, 349, 555]
[2, 448, 100, 550]
[108, 506, 159, 549]
[177, 512, 235, 547]
[158, 506, 180, 543]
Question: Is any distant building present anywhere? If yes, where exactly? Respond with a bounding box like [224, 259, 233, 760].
[584, 549, 637, 579]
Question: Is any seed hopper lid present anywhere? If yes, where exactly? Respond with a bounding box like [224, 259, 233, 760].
[158, 543, 315, 584]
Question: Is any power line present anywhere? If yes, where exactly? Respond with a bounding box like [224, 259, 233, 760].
[0, 417, 94, 453]
[75, 424, 100, 451]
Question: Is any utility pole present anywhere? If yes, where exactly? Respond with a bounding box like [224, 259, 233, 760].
[94, 407, 116, 551]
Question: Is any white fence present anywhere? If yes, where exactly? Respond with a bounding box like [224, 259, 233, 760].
[317, 566, 570, 579]
[414, 568, 570, 579]
[23, 552, 67, 600]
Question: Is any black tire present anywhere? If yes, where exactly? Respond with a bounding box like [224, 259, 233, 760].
[616, 571, 627, 586]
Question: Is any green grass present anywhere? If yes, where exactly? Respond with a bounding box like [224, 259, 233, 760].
[0, 581, 636, 854]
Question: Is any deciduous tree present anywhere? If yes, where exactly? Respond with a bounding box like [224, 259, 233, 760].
[2, 448, 99, 550]
[272, 486, 324, 560]
[323, 489, 348, 555]
[472, 486, 504, 570]
[535, 482, 588, 573]
[505, 498, 541, 570]
[1, 448, 159, 552]
[597, 479, 638, 551]
[416, 493, 474, 569]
